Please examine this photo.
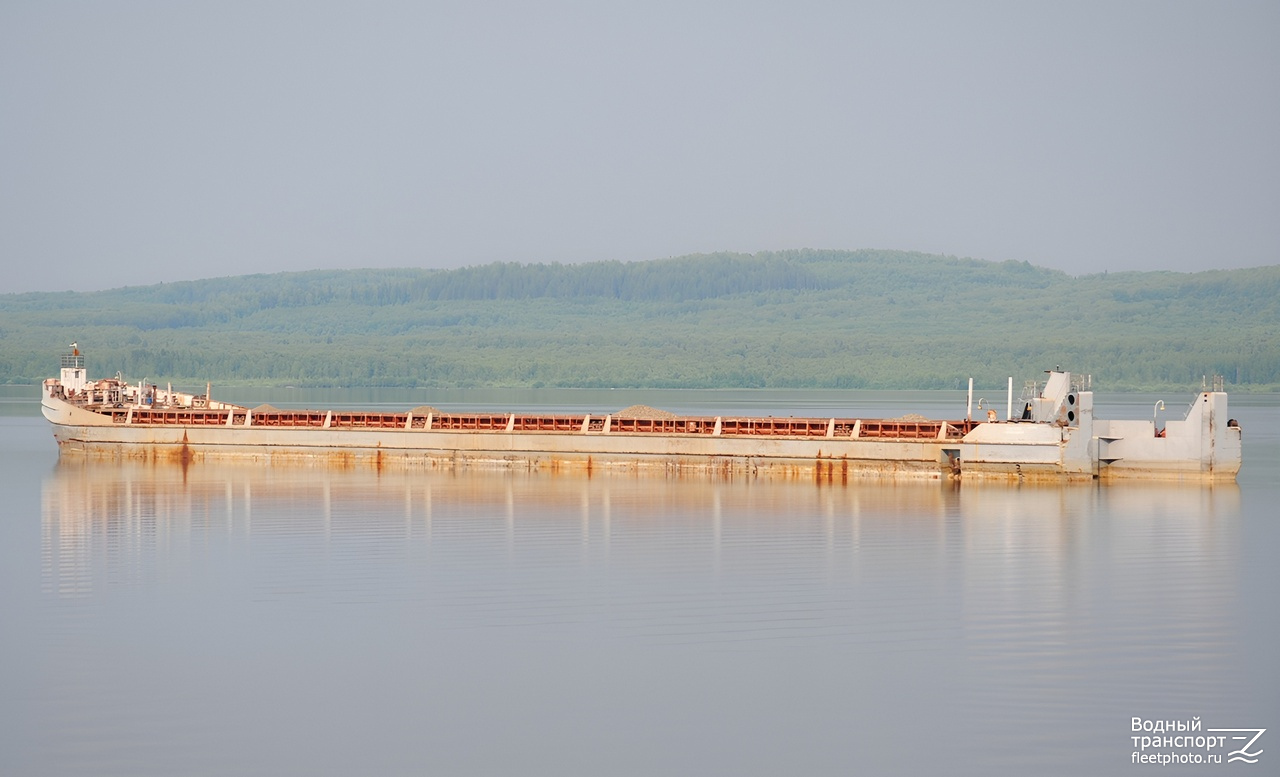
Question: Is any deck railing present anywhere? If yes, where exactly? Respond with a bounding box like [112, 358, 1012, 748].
[98, 407, 980, 439]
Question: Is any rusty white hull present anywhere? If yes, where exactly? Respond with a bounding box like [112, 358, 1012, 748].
[41, 360, 1242, 484]
[43, 398, 952, 482]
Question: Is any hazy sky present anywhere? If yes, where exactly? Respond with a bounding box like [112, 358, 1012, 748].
[2, 1, 1277, 294]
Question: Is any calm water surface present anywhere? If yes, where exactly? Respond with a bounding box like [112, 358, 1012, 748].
[1, 387, 1277, 775]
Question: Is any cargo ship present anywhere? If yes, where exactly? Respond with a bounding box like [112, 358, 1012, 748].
[41, 347, 1241, 483]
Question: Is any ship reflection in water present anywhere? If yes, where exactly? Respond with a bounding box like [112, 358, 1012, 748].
[37, 460, 1248, 773]
[42, 459, 1242, 630]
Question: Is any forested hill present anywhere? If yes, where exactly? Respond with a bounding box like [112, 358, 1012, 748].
[3, 249, 1278, 390]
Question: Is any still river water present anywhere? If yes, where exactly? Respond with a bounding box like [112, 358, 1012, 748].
[1, 386, 1277, 776]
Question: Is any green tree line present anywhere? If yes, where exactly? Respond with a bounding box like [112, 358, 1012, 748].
[2, 249, 1277, 391]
